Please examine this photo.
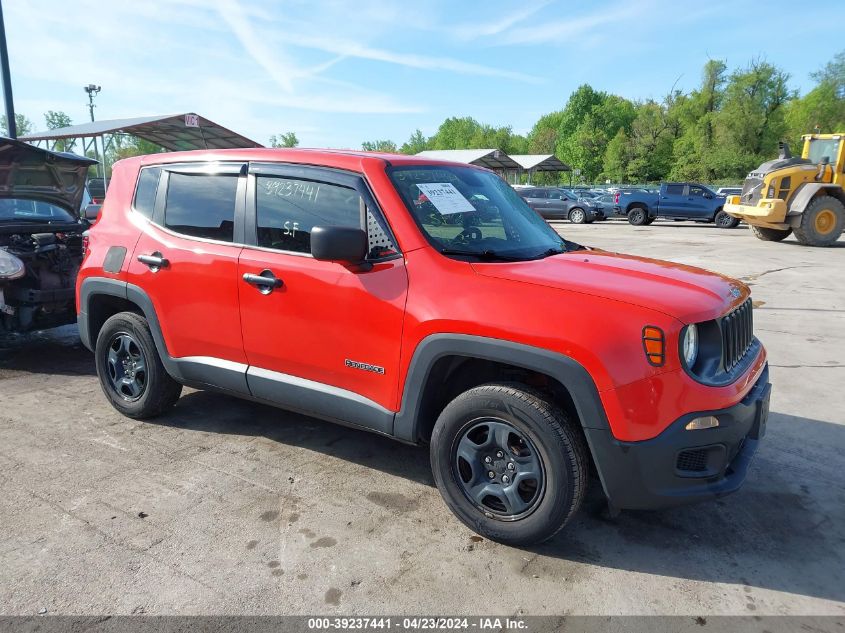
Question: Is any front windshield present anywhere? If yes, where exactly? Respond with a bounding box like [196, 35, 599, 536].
[0, 198, 76, 223]
[388, 165, 566, 260]
[807, 139, 840, 165]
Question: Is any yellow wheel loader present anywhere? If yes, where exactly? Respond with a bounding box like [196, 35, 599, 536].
[725, 133, 845, 246]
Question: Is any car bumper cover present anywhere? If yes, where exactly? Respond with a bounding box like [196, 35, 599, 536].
[586, 365, 771, 510]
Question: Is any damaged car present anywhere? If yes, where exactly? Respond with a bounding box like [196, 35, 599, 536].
[0, 137, 96, 334]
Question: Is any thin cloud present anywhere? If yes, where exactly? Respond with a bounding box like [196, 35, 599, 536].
[497, 1, 650, 45]
[451, 1, 552, 40]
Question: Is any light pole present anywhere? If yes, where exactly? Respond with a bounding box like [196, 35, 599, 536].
[84, 84, 102, 177]
[0, 0, 17, 138]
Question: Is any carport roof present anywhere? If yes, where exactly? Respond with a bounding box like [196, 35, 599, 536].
[21, 113, 263, 151]
[415, 149, 520, 170]
[509, 154, 572, 172]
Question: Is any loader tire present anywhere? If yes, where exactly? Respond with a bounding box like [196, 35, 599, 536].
[793, 196, 845, 247]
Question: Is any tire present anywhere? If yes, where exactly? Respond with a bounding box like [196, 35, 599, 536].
[714, 209, 740, 229]
[643, 216, 656, 225]
[95, 312, 182, 419]
[568, 207, 587, 224]
[430, 383, 588, 546]
[627, 207, 648, 226]
[793, 196, 845, 246]
[750, 225, 792, 242]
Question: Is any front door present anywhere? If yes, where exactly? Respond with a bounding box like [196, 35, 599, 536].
[237, 164, 408, 433]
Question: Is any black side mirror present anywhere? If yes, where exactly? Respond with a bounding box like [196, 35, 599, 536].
[84, 204, 102, 220]
[311, 226, 370, 269]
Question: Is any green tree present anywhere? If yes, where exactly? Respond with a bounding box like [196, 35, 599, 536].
[400, 129, 429, 154]
[0, 113, 33, 137]
[785, 50, 845, 145]
[269, 132, 299, 148]
[602, 128, 629, 182]
[44, 110, 75, 152]
[361, 139, 398, 152]
[429, 116, 484, 149]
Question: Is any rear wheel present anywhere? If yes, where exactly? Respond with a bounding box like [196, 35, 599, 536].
[714, 210, 740, 228]
[430, 383, 588, 546]
[627, 207, 648, 226]
[750, 225, 792, 242]
[568, 207, 587, 224]
[95, 312, 182, 419]
[793, 196, 845, 246]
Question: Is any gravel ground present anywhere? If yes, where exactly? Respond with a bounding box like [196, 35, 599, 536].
[0, 219, 843, 616]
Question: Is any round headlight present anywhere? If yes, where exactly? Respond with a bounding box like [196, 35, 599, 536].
[0, 249, 25, 280]
[682, 324, 699, 368]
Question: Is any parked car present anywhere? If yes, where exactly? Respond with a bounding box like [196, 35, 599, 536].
[591, 193, 621, 218]
[517, 186, 599, 223]
[86, 177, 110, 204]
[616, 182, 739, 227]
[0, 137, 97, 334]
[78, 149, 770, 546]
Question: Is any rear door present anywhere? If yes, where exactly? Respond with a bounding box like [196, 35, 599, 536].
[658, 183, 687, 217]
[126, 163, 248, 366]
[236, 163, 407, 430]
[521, 188, 546, 212]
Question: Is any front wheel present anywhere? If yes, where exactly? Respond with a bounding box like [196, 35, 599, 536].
[714, 210, 740, 228]
[568, 207, 588, 224]
[95, 312, 182, 419]
[750, 225, 792, 242]
[430, 383, 588, 546]
[627, 207, 648, 226]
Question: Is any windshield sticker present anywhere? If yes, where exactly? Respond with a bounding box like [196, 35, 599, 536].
[416, 183, 476, 215]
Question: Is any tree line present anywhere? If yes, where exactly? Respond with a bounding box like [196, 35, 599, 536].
[3, 52, 842, 184]
[363, 51, 845, 185]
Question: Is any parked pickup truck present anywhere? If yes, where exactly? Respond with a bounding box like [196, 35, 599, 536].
[78, 149, 770, 545]
[616, 183, 739, 228]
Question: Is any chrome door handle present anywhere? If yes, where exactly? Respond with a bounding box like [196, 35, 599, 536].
[137, 252, 168, 272]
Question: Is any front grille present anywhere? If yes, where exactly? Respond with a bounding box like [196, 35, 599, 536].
[740, 177, 763, 205]
[722, 298, 754, 370]
[677, 449, 709, 472]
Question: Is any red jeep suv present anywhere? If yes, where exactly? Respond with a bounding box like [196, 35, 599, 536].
[77, 149, 771, 545]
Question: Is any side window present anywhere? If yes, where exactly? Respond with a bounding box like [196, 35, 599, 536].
[133, 167, 161, 219]
[164, 173, 238, 242]
[665, 184, 684, 196]
[530, 189, 546, 199]
[255, 176, 397, 258]
[548, 191, 562, 200]
[689, 186, 705, 197]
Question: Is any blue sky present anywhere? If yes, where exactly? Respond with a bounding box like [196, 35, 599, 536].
[5, 0, 840, 149]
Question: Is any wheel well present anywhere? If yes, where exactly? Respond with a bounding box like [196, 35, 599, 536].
[87, 294, 143, 346]
[626, 203, 646, 214]
[414, 356, 583, 445]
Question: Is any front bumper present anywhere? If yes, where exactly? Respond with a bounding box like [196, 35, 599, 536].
[586, 365, 771, 510]
[725, 197, 789, 229]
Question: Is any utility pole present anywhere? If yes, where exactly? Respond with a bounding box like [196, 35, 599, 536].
[0, 0, 17, 138]
[84, 84, 102, 177]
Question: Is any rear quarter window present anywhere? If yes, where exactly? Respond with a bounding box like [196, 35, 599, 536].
[133, 167, 161, 219]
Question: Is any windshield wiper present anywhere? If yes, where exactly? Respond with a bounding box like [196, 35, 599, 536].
[439, 248, 530, 261]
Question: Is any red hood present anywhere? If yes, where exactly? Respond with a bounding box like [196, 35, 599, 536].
[472, 250, 748, 324]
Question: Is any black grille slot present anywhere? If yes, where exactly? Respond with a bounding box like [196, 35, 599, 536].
[740, 177, 763, 205]
[721, 298, 754, 370]
[677, 449, 709, 472]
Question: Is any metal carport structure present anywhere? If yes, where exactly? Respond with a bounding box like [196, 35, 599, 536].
[508, 154, 571, 184]
[415, 149, 520, 172]
[20, 113, 263, 180]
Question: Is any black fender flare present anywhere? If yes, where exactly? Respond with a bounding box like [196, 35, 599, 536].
[392, 334, 611, 444]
